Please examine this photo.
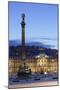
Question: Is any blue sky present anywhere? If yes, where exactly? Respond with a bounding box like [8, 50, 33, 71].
[8, 2, 58, 49]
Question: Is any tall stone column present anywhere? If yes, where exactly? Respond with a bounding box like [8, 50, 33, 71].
[21, 13, 25, 60]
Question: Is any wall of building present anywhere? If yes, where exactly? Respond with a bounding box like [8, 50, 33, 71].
[9, 57, 58, 77]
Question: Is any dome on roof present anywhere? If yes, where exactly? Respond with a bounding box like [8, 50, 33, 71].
[35, 53, 49, 58]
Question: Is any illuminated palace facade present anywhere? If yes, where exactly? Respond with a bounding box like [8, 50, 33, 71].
[9, 54, 58, 76]
[9, 14, 58, 76]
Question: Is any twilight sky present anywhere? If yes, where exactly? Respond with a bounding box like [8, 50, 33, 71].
[8, 2, 58, 49]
